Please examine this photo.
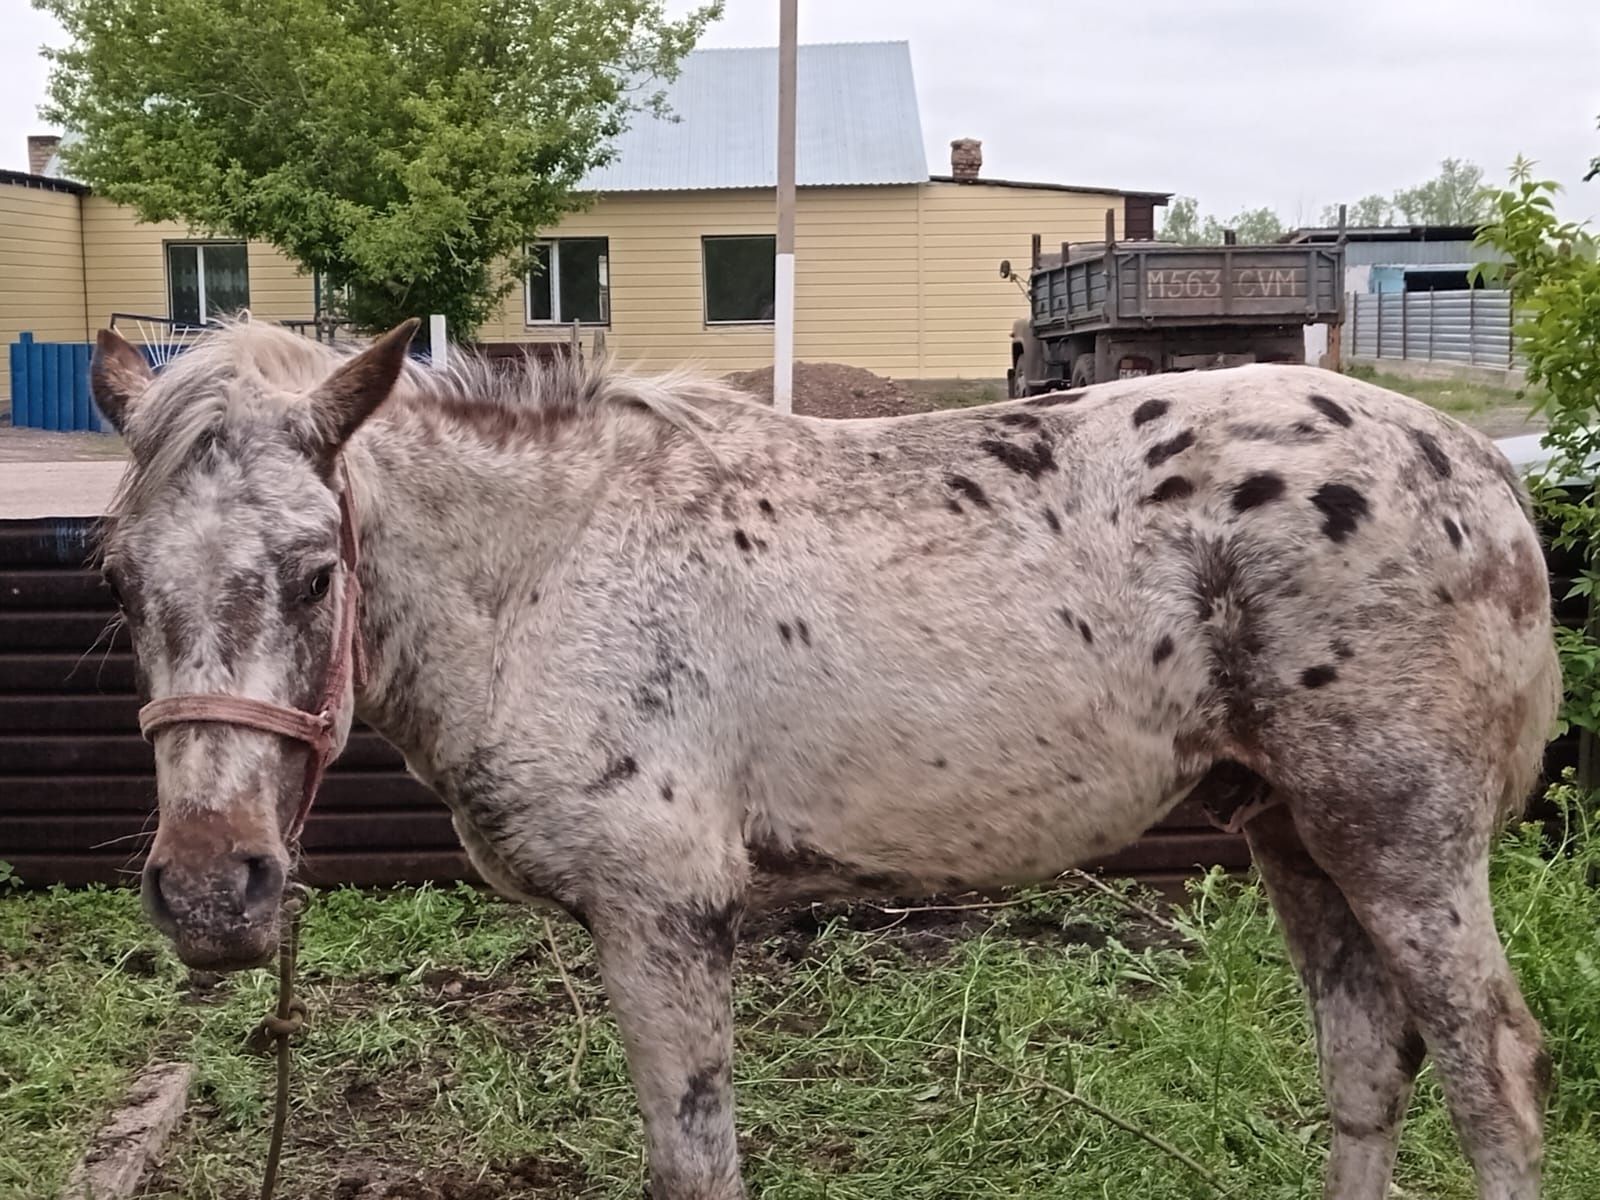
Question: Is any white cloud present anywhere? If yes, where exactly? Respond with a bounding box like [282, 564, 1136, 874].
[5, 0, 1595, 224]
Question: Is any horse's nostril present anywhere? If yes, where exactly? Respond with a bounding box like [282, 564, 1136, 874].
[242, 855, 283, 911]
[142, 863, 176, 930]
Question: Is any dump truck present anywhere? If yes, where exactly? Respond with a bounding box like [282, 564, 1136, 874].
[1003, 216, 1344, 396]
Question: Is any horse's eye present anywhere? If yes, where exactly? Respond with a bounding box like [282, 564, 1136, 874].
[303, 567, 333, 603]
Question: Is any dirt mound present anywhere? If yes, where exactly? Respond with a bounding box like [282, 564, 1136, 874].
[723, 362, 917, 419]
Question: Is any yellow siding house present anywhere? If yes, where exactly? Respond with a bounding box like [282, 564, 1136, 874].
[3, 42, 1166, 406]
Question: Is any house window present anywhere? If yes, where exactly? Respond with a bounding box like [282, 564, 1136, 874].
[167, 242, 250, 326]
[703, 235, 775, 324]
[527, 238, 610, 325]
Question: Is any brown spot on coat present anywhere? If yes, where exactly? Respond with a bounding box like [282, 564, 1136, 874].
[1301, 664, 1338, 688]
[585, 754, 639, 795]
[214, 569, 268, 670]
[1043, 507, 1062, 534]
[1132, 398, 1169, 427]
[1310, 482, 1371, 542]
[980, 436, 1058, 479]
[1231, 472, 1286, 512]
[1410, 428, 1453, 479]
[667, 898, 740, 962]
[1145, 476, 1195, 504]
[677, 1064, 728, 1129]
[1153, 635, 1175, 664]
[945, 474, 992, 509]
[1308, 393, 1353, 427]
[1145, 429, 1196, 468]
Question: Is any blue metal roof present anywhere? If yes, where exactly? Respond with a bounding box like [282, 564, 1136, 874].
[580, 42, 928, 193]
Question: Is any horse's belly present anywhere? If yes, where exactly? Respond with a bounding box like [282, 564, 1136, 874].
[747, 723, 1196, 904]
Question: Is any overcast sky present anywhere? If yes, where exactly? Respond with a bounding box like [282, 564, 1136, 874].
[6, 0, 1597, 223]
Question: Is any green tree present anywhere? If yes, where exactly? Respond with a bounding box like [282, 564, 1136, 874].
[36, 0, 721, 338]
[1393, 156, 1493, 224]
[1158, 196, 1285, 245]
[1157, 195, 1204, 243]
[1227, 206, 1287, 244]
[1476, 141, 1600, 738]
[1322, 158, 1494, 228]
[1320, 193, 1394, 227]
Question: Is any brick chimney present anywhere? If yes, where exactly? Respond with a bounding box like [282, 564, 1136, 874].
[27, 135, 61, 177]
[950, 138, 982, 182]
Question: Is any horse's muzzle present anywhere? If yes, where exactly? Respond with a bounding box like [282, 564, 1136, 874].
[141, 849, 285, 970]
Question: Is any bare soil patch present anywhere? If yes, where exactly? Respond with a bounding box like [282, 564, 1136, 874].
[722, 363, 920, 419]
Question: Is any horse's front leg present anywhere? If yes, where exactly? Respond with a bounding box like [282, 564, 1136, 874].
[590, 882, 745, 1199]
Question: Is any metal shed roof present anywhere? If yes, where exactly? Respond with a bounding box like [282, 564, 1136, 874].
[580, 42, 928, 193]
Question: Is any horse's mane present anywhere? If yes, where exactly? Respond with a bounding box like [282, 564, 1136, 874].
[104, 319, 744, 530]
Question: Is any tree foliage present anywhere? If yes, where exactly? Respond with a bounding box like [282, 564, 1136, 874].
[1475, 139, 1600, 737]
[35, 0, 721, 337]
[1157, 196, 1286, 246]
[1321, 157, 1495, 228]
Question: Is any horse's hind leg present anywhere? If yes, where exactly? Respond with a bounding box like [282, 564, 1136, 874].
[1244, 806, 1424, 1199]
[1285, 773, 1550, 1200]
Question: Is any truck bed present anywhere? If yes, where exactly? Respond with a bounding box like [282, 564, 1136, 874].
[1031, 243, 1343, 332]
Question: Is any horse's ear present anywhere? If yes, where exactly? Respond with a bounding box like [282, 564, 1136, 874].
[91, 329, 155, 435]
[308, 318, 420, 455]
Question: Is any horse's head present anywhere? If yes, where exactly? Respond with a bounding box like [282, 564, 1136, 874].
[93, 319, 417, 969]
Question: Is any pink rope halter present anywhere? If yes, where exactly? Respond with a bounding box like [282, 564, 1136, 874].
[137, 463, 370, 843]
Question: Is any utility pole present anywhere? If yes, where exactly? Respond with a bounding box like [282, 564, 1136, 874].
[774, 0, 797, 415]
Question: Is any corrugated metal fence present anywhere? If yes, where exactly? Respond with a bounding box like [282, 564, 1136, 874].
[0, 517, 471, 887]
[2, 517, 1276, 887]
[1349, 289, 1524, 370]
[7, 334, 102, 432]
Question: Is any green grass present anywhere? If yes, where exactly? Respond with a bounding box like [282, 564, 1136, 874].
[910, 379, 1008, 411]
[3, 792, 1598, 1199]
[1343, 362, 1543, 430]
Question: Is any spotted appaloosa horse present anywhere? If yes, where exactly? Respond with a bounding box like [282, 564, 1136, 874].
[91, 320, 1559, 1200]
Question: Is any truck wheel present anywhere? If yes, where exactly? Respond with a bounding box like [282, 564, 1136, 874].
[1071, 359, 1096, 388]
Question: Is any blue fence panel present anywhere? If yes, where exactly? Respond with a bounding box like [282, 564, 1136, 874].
[27, 339, 45, 428]
[42, 343, 59, 431]
[7, 333, 112, 432]
[76, 344, 96, 432]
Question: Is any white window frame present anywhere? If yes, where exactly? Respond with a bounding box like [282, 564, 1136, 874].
[166, 240, 248, 327]
[525, 238, 610, 326]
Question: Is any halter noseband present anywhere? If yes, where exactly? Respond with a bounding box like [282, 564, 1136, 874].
[136, 463, 369, 842]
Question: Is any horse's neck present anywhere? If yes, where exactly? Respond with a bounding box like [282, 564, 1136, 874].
[342, 416, 603, 759]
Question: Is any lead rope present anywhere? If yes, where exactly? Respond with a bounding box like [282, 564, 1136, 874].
[259, 884, 309, 1200]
